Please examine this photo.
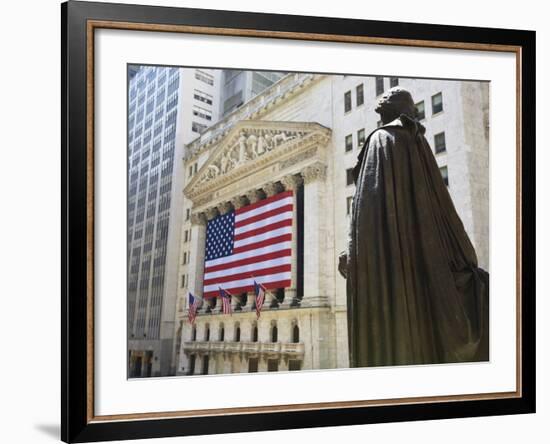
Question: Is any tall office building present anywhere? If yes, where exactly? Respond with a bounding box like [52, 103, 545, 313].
[220, 70, 286, 117]
[127, 65, 221, 377]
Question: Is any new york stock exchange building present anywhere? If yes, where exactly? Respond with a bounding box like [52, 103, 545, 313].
[173, 72, 489, 376]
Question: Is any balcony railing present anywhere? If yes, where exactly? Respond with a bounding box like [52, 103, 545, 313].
[182, 340, 305, 357]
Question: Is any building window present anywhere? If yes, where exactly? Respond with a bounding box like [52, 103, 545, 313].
[346, 168, 354, 186]
[191, 326, 197, 341]
[248, 358, 259, 372]
[235, 325, 241, 342]
[267, 359, 279, 372]
[432, 92, 443, 114]
[181, 274, 186, 288]
[271, 324, 278, 342]
[194, 89, 213, 105]
[201, 355, 209, 375]
[194, 163, 198, 174]
[205, 324, 210, 341]
[345, 134, 353, 152]
[416, 101, 426, 120]
[347, 196, 353, 215]
[195, 70, 214, 85]
[440, 166, 449, 186]
[182, 252, 187, 265]
[344, 91, 352, 113]
[184, 230, 189, 242]
[357, 128, 366, 147]
[288, 360, 302, 371]
[185, 208, 190, 221]
[434, 132, 447, 153]
[192, 121, 207, 133]
[375, 77, 384, 96]
[192, 105, 212, 121]
[390, 77, 399, 87]
[188, 165, 193, 178]
[356, 84, 364, 106]
[188, 354, 196, 375]
[219, 325, 225, 341]
[252, 323, 258, 342]
[292, 324, 300, 343]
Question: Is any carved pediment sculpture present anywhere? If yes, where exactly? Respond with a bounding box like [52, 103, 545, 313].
[185, 121, 331, 201]
[196, 127, 306, 186]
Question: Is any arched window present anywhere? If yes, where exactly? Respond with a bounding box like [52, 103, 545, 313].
[204, 323, 210, 341]
[235, 325, 241, 342]
[252, 323, 258, 342]
[191, 326, 197, 341]
[219, 324, 225, 341]
[292, 323, 299, 343]
[271, 323, 278, 343]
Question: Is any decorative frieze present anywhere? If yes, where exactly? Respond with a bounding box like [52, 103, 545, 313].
[217, 201, 232, 215]
[195, 128, 306, 186]
[246, 189, 263, 204]
[204, 207, 219, 221]
[263, 182, 281, 197]
[281, 174, 303, 191]
[190, 212, 207, 226]
[278, 147, 317, 170]
[301, 161, 328, 184]
[230, 196, 247, 209]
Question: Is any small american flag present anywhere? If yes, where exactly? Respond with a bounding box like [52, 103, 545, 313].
[187, 293, 200, 324]
[254, 280, 266, 319]
[219, 287, 233, 315]
[203, 191, 293, 297]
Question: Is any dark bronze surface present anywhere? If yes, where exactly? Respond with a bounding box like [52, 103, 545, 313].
[345, 87, 489, 367]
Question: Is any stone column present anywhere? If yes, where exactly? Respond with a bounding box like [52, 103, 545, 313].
[239, 356, 249, 373]
[189, 212, 208, 305]
[301, 162, 329, 307]
[258, 356, 268, 373]
[280, 174, 303, 307]
[196, 354, 204, 375]
[206, 354, 215, 374]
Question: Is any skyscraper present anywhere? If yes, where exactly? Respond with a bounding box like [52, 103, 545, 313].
[127, 65, 221, 377]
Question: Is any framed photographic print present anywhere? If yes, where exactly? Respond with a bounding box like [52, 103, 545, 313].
[61, 0, 535, 442]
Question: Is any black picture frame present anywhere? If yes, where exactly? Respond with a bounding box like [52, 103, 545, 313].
[61, 1, 536, 442]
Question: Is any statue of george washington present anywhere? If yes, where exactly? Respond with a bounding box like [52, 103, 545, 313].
[339, 87, 489, 368]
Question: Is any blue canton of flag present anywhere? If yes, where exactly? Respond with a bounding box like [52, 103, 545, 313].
[205, 211, 235, 261]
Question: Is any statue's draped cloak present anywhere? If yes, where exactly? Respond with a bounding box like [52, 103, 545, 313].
[347, 115, 489, 367]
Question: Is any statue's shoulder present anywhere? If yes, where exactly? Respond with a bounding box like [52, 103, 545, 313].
[373, 115, 425, 140]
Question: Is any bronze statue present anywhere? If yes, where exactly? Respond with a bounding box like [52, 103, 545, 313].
[339, 87, 489, 367]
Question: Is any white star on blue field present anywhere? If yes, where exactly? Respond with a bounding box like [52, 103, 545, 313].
[205, 211, 236, 261]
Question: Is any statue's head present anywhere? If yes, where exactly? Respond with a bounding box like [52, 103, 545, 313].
[375, 87, 417, 123]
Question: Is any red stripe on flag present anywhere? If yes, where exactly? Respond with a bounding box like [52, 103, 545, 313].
[205, 249, 292, 273]
[203, 264, 291, 286]
[234, 220, 292, 241]
[231, 234, 292, 255]
[234, 204, 293, 228]
[235, 190, 293, 215]
[203, 279, 292, 298]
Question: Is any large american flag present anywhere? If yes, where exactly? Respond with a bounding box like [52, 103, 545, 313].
[203, 191, 293, 298]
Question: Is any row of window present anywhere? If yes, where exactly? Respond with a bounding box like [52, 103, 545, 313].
[345, 164, 450, 215]
[343, 81, 444, 122]
[344, 128, 366, 152]
[190, 322, 300, 344]
[345, 129, 447, 155]
[344, 77, 400, 113]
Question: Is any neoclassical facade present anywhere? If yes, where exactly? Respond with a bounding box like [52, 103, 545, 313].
[173, 72, 489, 375]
